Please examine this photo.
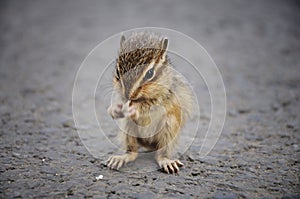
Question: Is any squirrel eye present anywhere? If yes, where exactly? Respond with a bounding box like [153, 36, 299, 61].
[115, 68, 120, 80]
[144, 67, 154, 80]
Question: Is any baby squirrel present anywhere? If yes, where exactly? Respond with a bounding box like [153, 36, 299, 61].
[106, 32, 194, 174]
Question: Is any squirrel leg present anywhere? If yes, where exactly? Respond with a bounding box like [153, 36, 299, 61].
[106, 135, 138, 170]
[155, 117, 184, 174]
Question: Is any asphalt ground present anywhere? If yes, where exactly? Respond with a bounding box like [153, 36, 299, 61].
[0, 0, 299, 198]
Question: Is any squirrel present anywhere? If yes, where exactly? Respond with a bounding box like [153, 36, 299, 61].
[106, 32, 194, 174]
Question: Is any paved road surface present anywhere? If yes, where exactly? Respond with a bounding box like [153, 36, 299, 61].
[0, 0, 299, 198]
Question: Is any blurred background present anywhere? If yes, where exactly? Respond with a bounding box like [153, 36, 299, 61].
[0, 0, 299, 198]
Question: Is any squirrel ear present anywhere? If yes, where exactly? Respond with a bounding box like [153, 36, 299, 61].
[120, 34, 126, 48]
[161, 37, 168, 51]
[161, 38, 168, 60]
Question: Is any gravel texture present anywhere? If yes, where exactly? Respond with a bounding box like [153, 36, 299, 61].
[0, 0, 299, 198]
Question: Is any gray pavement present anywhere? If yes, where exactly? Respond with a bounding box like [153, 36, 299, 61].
[0, 0, 299, 198]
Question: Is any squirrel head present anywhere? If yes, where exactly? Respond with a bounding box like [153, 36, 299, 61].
[113, 32, 172, 103]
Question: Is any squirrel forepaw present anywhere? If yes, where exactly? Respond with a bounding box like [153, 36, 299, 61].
[124, 106, 139, 120]
[108, 104, 124, 119]
[108, 102, 139, 121]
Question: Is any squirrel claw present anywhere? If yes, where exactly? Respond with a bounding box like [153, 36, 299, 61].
[158, 159, 184, 174]
[106, 155, 125, 170]
[106, 153, 138, 170]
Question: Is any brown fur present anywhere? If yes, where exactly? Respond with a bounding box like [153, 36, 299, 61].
[106, 32, 194, 173]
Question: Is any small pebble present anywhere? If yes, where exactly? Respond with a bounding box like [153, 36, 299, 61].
[96, 175, 103, 180]
[237, 108, 251, 114]
[62, 120, 73, 128]
[12, 152, 21, 158]
[292, 144, 298, 150]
